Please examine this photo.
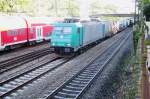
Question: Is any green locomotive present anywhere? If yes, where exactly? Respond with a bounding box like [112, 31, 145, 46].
[50, 21, 112, 55]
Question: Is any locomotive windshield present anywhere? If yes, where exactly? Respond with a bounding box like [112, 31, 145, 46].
[54, 27, 72, 34]
[63, 27, 72, 34]
[54, 27, 63, 33]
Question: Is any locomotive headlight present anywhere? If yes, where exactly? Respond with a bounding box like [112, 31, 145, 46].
[52, 43, 55, 46]
[66, 43, 71, 46]
[60, 35, 63, 39]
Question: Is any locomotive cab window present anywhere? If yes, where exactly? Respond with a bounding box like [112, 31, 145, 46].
[63, 27, 72, 34]
[54, 27, 63, 33]
[54, 27, 72, 34]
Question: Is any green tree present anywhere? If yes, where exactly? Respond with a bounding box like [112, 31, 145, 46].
[91, 0, 118, 15]
[91, 0, 102, 14]
[144, 4, 150, 21]
[66, 0, 79, 16]
[143, 0, 150, 5]
[143, 0, 150, 21]
[0, 0, 29, 12]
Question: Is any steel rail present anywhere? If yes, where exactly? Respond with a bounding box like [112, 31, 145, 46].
[45, 31, 131, 99]
[0, 56, 73, 98]
[0, 48, 51, 74]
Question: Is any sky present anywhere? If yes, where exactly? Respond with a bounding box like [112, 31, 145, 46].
[101, 0, 135, 13]
[78, 0, 135, 17]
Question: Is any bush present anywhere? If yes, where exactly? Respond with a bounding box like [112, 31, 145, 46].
[144, 4, 150, 21]
[133, 30, 142, 50]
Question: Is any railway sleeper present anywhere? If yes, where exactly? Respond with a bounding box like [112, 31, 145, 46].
[57, 91, 77, 98]
[62, 88, 81, 93]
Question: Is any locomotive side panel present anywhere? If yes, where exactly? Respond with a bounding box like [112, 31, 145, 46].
[82, 22, 104, 46]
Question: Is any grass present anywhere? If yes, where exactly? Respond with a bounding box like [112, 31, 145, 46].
[145, 39, 150, 45]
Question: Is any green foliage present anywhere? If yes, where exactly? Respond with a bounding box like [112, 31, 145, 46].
[145, 39, 150, 45]
[133, 25, 142, 50]
[0, 0, 29, 12]
[91, 0, 102, 14]
[118, 56, 138, 99]
[143, 0, 150, 5]
[121, 52, 142, 99]
[40, 0, 79, 17]
[144, 4, 150, 21]
[66, 0, 79, 17]
[127, 84, 137, 99]
[91, 0, 118, 15]
[0, 0, 119, 16]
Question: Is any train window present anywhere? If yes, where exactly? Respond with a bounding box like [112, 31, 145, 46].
[7, 31, 11, 36]
[19, 29, 25, 35]
[7, 30, 18, 36]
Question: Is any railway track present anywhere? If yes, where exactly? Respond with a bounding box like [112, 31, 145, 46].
[0, 48, 51, 74]
[44, 31, 131, 99]
[0, 55, 75, 98]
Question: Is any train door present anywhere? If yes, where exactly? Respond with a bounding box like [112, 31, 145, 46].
[36, 26, 43, 42]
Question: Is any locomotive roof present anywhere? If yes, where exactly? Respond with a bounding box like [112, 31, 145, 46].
[54, 22, 82, 27]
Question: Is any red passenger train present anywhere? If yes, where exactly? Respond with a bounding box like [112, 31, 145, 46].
[0, 16, 54, 51]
